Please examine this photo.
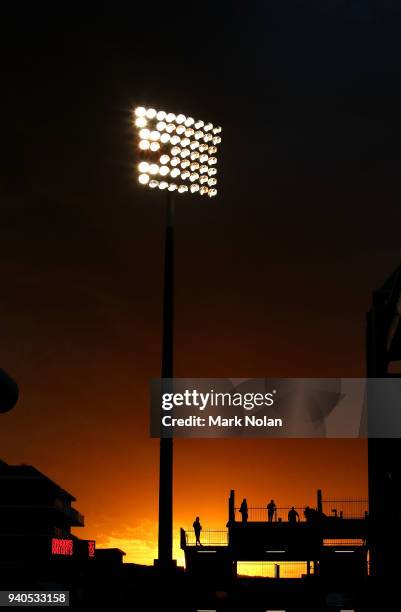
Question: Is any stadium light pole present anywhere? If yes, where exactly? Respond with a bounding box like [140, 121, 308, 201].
[133, 106, 222, 570]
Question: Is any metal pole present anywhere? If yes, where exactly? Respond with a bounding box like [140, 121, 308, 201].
[157, 192, 175, 568]
[317, 489, 322, 513]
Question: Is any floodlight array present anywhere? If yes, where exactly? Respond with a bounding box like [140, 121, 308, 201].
[134, 106, 222, 197]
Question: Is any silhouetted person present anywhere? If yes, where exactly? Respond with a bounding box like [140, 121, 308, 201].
[304, 506, 321, 523]
[288, 506, 300, 523]
[267, 499, 276, 522]
[239, 498, 248, 523]
[193, 516, 202, 546]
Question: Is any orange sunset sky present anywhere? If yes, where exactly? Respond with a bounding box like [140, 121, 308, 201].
[0, 235, 371, 565]
[3, 0, 401, 570]
[0, 177, 391, 566]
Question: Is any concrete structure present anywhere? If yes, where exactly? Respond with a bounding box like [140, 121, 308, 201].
[0, 459, 93, 564]
[181, 489, 368, 590]
[367, 262, 401, 583]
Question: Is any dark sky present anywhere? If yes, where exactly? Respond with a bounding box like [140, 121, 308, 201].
[0, 1, 400, 563]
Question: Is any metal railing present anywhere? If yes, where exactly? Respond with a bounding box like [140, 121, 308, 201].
[323, 539, 365, 547]
[322, 499, 368, 519]
[184, 529, 228, 547]
[234, 500, 368, 522]
[234, 506, 310, 522]
[237, 561, 312, 579]
[54, 499, 84, 525]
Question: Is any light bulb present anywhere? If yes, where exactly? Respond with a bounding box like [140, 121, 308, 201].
[138, 173, 149, 185]
[138, 161, 149, 173]
[135, 117, 147, 128]
[139, 128, 150, 139]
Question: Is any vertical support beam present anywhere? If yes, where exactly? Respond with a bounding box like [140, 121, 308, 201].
[157, 193, 175, 569]
[317, 489, 323, 513]
[367, 294, 389, 579]
[228, 489, 235, 523]
[180, 527, 187, 550]
[366, 275, 401, 589]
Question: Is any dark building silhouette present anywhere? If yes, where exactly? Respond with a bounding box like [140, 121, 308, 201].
[0, 459, 136, 607]
[0, 459, 94, 564]
[95, 548, 126, 565]
[367, 262, 401, 584]
[181, 488, 368, 603]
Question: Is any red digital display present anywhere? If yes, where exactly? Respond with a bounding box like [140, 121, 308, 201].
[88, 540, 95, 558]
[51, 538, 73, 556]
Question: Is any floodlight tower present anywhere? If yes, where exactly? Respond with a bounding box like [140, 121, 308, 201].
[133, 106, 222, 569]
